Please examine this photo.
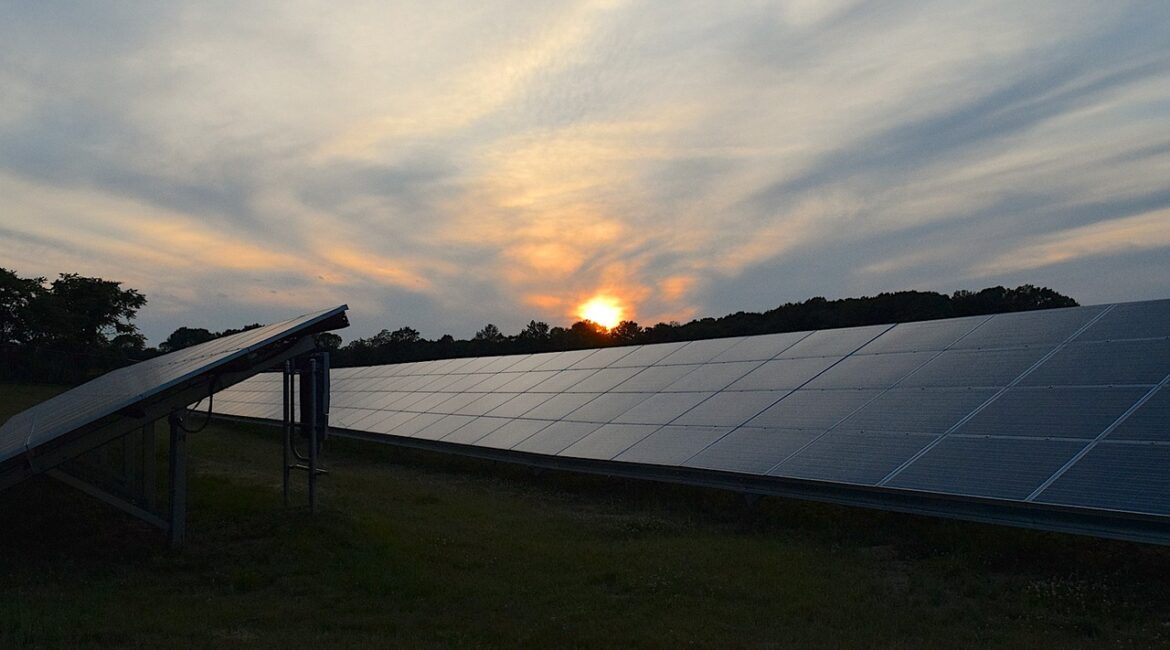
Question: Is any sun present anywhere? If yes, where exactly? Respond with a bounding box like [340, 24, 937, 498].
[578, 295, 624, 330]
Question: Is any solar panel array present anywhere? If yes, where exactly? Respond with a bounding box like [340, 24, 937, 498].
[215, 300, 1170, 525]
[0, 305, 349, 472]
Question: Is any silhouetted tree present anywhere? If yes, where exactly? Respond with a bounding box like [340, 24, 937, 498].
[367, 329, 395, 347]
[389, 327, 421, 344]
[316, 332, 343, 351]
[217, 323, 264, 337]
[518, 320, 551, 341]
[952, 284, 1077, 316]
[0, 267, 41, 345]
[610, 320, 642, 344]
[25, 273, 146, 350]
[643, 321, 684, 344]
[110, 332, 147, 354]
[474, 323, 504, 343]
[0, 269, 148, 382]
[159, 327, 216, 353]
[552, 320, 608, 349]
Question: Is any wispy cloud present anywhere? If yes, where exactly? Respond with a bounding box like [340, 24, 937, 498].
[1, 1, 1167, 343]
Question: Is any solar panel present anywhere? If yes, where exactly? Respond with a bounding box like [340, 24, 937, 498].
[0, 305, 349, 490]
[686, 427, 822, 474]
[885, 436, 1088, 500]
[772, 429, 938, 485]
[211, 299, 1170, 544]
[615, 425, 731, 466]
[1107, 387, 1170, 442]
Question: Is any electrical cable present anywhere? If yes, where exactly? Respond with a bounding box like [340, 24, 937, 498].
[176, 375, 219, 433]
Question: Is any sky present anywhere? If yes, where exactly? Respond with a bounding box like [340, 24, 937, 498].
[1, 1, 1168, 344]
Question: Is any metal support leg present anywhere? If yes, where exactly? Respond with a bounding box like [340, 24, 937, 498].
[283, 352, 328, 512]
[168, 413, 187, 548]
[282, 360, 293, 507]
[308, 356, 319, 514]
[141, 420, 156, 511]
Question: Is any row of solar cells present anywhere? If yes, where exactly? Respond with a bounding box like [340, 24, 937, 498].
[214, 300, 1170, 517]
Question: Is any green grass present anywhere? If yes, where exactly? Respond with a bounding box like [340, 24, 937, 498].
[2, 383, 1170, 648]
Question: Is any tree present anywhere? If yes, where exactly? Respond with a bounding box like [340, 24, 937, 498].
[643, 321, 683, 343]
[26, 273, 147, 349]
[110, 332, 147, 354]
[368, 329, 395, 347]
[316, 332, 343, 351]
[473, 323, 504, 343]
[0, 267, 43, 345]
[0, 269, 149, 381]
[556, 320, 608, 349]
[610, 320, 642, 344]
[517, 320, 551, 342]
[159, 326, 216, 353]
[952, 285, 1077, 316]
[218, 323, 264, 337]
[389, 327, 421, 344]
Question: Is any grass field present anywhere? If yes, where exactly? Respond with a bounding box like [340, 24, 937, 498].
[2, 382, 1170, 648]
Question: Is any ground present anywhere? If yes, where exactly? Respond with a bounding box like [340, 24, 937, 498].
[2, 382, 1169, 648]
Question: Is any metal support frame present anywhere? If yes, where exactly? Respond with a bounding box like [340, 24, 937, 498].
[49, 418, 157, 512]
[13, 335, 326, 547]
[1, 335, 320, 494]
[45, 413, 187, 546]
[43, 417, 186, 544]
[282, 351, 330, 512]
[46, 468, 168, 530]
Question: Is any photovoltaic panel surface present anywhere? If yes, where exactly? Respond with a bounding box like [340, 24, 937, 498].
[211, 299, 1170, 543]
[0, 306, 348, 483]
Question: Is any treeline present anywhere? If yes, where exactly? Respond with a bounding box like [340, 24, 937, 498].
[1, 268, 147, 383]
[1, 266, 1079, 380]
[330, 285, 1077, 367]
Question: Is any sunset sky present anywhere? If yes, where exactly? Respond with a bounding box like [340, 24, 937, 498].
[1, 1, 1168, 344]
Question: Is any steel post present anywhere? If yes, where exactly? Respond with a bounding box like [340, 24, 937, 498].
[308, 356, 318, 514]
[168, 413, 187, 548]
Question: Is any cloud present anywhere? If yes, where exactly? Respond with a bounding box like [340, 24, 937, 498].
[973, 208, 1170, 276]
[1, 1, 1168, 343]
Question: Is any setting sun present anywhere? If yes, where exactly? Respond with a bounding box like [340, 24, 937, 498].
[578, 295, 624, 330]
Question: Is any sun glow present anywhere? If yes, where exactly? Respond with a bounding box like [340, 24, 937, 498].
[578, 295, 624, 330]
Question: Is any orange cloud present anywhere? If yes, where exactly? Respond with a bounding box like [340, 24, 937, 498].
[523, 293, 567, 311]
[136, 220, 304, 272]
[315, 245, 434, 291]
[972, 208, 1170, 276]
[505, 242, 587, 278]
[659, 275, 697, 302]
